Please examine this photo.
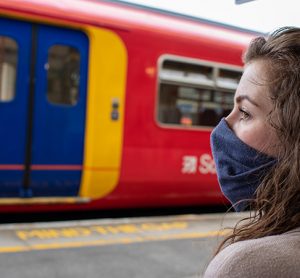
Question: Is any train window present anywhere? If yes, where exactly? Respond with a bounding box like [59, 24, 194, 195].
[46, 45, 80, 105]
[217, 69, 242, 90]
[0, 36, 18, 102]
[158, 57, 242, 128]
[160, 60, 214, 87]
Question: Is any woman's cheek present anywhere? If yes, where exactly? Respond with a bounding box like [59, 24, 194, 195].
[239, 126, 278, 155]
[236, 126, 265, 151]
[238, 131, 257, 148]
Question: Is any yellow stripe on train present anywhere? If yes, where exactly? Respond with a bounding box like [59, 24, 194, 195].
[80, 26, 127, 199]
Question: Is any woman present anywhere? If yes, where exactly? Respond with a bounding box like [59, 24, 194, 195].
[204, 27, 300, 277]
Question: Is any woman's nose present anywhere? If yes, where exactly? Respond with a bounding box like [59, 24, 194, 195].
[225, 110, 234, 129]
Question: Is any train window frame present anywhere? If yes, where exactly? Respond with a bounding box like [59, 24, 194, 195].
[0, 36, 18, 102]
[155, 54, 243, 130]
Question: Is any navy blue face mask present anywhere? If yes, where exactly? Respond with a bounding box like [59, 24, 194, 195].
[210, 118, 277, 211]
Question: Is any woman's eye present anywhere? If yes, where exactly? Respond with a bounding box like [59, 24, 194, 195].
[239, 108, 250, 120]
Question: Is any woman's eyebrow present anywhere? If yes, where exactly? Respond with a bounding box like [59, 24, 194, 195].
[236, 95, 260, 107]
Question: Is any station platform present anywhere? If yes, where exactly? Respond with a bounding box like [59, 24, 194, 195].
[0, 212, 249, 278]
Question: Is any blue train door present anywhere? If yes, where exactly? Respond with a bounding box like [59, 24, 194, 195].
[0, 17, 88, 197]
[0, 18, 32, 197]
[30, 25, 88, 197]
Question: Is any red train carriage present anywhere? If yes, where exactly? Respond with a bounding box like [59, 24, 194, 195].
[0, 0, 255, 212]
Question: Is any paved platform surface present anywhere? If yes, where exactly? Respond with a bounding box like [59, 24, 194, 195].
[0, 212, 249, 278]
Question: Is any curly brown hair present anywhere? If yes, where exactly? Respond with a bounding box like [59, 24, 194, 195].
[216, 26, 300, 254]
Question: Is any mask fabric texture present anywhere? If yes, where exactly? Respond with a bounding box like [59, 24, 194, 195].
[210, 118, 276, 211]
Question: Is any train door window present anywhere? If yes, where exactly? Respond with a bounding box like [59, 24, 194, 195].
[46, 45, 80, 105]
[0, 36, 18, 102]
[157, 56, 242, 128]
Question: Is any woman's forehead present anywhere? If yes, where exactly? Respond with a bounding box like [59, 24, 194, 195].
[235, 61, 272, 109]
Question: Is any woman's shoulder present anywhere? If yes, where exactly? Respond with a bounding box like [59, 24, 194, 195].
[203, 227, 300, 278]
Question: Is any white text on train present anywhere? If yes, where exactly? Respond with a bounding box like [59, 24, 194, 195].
[182, 154, 216, 175]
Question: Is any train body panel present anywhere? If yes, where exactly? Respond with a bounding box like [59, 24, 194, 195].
[80, 26, 127, 199]
[0, 0, 255, 211]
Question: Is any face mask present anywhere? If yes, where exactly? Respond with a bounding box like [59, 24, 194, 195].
[210, 118, 276, 211]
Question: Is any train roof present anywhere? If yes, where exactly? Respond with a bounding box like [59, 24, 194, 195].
[0, 0, 258, 47]
[106, 0, 263, 35]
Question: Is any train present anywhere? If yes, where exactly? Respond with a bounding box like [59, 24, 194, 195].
[0, 0, 256, 212]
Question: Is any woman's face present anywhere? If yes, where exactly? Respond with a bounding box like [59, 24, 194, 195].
[226, 60, 279, 157]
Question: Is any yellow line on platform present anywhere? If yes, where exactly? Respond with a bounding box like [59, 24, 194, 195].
[0, 229, 230, 254]
[0, 197, 90, 205]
